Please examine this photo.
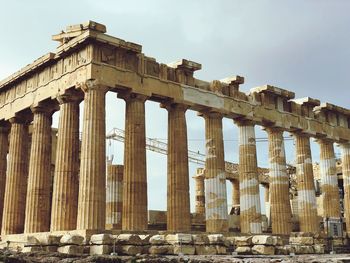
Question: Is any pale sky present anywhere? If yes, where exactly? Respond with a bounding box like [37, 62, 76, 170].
[0, 0, 349, 213]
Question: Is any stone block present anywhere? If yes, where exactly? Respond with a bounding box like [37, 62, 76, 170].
[192, 234, 209, 245]
[293, 245, 314, 254]
[215, 245, 227, 254]
[22, 246, 43, 253]
[149, 235, 166, 245]
[195, 245, 217, 255]
[208, 234, 225, 244]
[275, 246, 289, 255]
[26, 236, 40, 245]
[90, 245, 112, 255]
[149, 245, 170, 255]
[289, 236, 314, 245]
[252, 235, 277, 245]
[117, 234, 142, 245]
[225, 236, 236, 246]
[314, 238, 326, 245]
[275, 236, 284, 246]
[90, 234, 114, 245]
[141, 245, 150, 254]
[252, 245, 275, 255]
[235, 246, 251, 254]
[332, 238, 344, 246]
[57, 245, 84, 254]
[234, 236, 252, 246]
[166, 234, 192, 245]
[44, 246, 58, 252]
[173, 245, 195, 255]
[120, 245, 143, 255]
[139, 234, 151, 244]
[36, 234, 62, 245]
[60, 234, 84, 245]
[313, 244, 325, 254]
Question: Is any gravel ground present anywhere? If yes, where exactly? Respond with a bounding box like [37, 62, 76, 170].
[1, 249, 350, 263]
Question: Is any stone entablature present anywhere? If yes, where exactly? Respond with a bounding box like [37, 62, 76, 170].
[0, 21, 349, 142]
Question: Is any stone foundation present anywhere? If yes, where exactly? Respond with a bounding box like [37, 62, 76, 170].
[0, 231, 344, 256]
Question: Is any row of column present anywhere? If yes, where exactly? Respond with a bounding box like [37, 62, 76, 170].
[0, 82, 349, 235]
[194, 123, 349, 234]
[0, 84, 193, 234]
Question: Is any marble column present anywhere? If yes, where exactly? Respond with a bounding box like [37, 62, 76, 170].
[77, 84, 107, 230]
[267, 128, 292, 235]
[318, 139, 340, 218]
[50, 93, 81, 231]
[236, 121, 262, 234]
[231, 179, 240, 208]
[341, 143, 350, 234]
[122, 94, 148, 231]
[24, 104, 55, 233]
[204, 112, 228, 232]
[106, 164, 123, 230]
[0, 123, 9, 233]
[193, 169, 205, 215]
[166, 103, 191, 232]
[294, 133, 318, 232]
[1, 117, 29, 235]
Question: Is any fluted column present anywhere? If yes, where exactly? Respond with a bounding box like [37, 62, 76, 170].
[106, 164, 123, 230]
[203, 112, 228, 233]
[24, 104, 55, 233]
[267, 128, 292, 235]
[341, 143, 350, 234]
[1, 117, 29, 235]
[294, 133, 318, 232]
[193, 169, 205, 215]
[77, 83, 107, 230]
[236, 121, 262, 234]
[0, 123, 9, 233]
[166, 103, 191, 232]
[231, 179, 240, 208]
[122, 94, 148, 231]
[318, 139, 340, 218]
[50, 93, 81, 231]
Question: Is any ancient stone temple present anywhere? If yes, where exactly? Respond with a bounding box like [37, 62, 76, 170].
[0, 21, 349, 256]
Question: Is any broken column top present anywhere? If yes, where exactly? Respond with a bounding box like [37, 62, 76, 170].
[250, 85, 295, 99]
[220, 75, 245, 86]
[290, 97, 320, 107]
[167, 59, 202, 72]
[52, 21, 107, 44]
[314, 102, 350, 116]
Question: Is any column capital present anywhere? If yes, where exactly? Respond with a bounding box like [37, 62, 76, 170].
[0, 121, 10, 133]
[31, 100, 59, 116]
[118, 92, 148, 102]
[315, 137, 335, 144]
[9, 111, 33, 125]
[57, 89, 84, 105]
[291, 131, 311, 138]
[262, 126, 285, 134]
[198, 110, 222, 119]
[160, 101, 189, 112]
[234, 118, 255, 127]
[77, 79, 109, 94]
[339, 141, 350, 147]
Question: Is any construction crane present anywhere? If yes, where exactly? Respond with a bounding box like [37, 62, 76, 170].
[105, 128, 293, 179]
[106, 128, 206, 165]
